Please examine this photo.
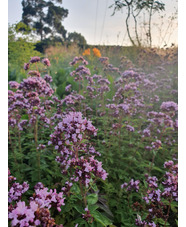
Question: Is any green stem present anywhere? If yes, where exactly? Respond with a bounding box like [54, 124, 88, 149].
[8, 129, 21, 176]
[18, 130, 23, 164]
[8, 130, 18, 165]
[127, 193, 131, 208]
[79, 181, 87, 207]
[34, 117, 40, 180]
[164, 199, 172, 227]
[118, 115, 123, 152]
[35, 62, 39, 72]
[8, 129, 13, 152]
[149, 150, 156, 174]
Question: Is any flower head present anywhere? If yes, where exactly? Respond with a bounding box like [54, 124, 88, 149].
[83, 48, 91, 56]
[42, 58, 51, 66]
[30, 56, 40, 64]
[93, 48, 101, 57]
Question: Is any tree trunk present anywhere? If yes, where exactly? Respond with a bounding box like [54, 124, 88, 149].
[148, 0, 154, 47]
[126, 3, 136, 46]
[132, 8, 141, 47]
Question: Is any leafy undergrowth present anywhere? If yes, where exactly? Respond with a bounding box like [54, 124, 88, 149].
[8, 49, 177, 226]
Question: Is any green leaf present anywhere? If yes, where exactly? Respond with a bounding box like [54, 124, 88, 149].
[87, 193, 98, 205]
[89, 204, 99, 213]
[91, 210, 112, 226]
[70, 183, 81, 194]
[74, 204, 84, 214]
[72, 217, 89, 226]
[171, 203, 178, 213]
[21, 114, 29, 120]
[91, 183, 98, 192]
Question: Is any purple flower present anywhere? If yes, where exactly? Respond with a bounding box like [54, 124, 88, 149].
[70, 56, 88, 66]
[8, 182, 29, 203]
[44, 74, 53, 83]
[9, 81, 20, 89]
[151, 140, 161, 149]
[42, 58, 51, 66]
[24, 63, 30, 70]
[28, 70, 41, 77]
[164, 160, 174, 169]
[142, 128, 151, 137]
[30, 56, 40, 64]
[97, 78, 110, 85]
[70, 65, 91, 81]
[126, 125, 135, 132]
[121, 179, 140, 192]
[65, 84, 72, 92]
[99, 57, 109, 65]
[160, 101, 178, 112]
[121, 183, 128, 189]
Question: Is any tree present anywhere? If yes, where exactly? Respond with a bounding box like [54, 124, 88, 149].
[110, 0, 165, 47]
[21, 0, 68, 41]
[67, 32, 87, 47]
[8, 24, 42, 82]
[110, 0, 136, 46]
[136, 0, 165, 47]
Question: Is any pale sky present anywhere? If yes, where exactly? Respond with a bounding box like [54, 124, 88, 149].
[8, 0, 178, 47]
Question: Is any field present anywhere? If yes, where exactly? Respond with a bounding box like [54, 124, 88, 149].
[8, 44, 178, 226]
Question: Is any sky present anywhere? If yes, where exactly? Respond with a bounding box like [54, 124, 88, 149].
[8, 0, 177, 47]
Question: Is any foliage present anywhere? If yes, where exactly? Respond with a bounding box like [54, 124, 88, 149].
[8, 24, 42, 82]
[21, 0, 69, 41]
[67, 32, 87, 47]
[110, 0, 165, 47]
[8, 45, 178, 226]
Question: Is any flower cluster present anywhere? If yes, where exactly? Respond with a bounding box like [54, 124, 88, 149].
[93, 48, 101, 57]
[82, 207, 94, 223]
[106, 103, 131, 117]
[160, 101, 178, 112]
[151, 140, 162, 150]
[32, 186, 65, 212]
[44, 74, 53, 83]
[24, 62, 30, 70]
[162, 161, 178, 201]
[134, 160, 178, 225]
[8, 58, 56, 135]
[121, 70, 141, 81]
[49, 111, 107, 188]
[42, 58, 51, 67]
[49, 112, 97, 151]
[126, 124, 135, 132]
[23, 56, 50, 75]
[19, 76, 54, 97]
[142, 128, 151, 137]
[9, 201, 42, 226]
[99, 57, 109, 65]
[143, 79, 157, 91]
[121, 179, 140, 192]
[28, 70, 41, 77]
[9, 182, 29, 203]
[8, 172, 65, 227]
[83, 48, 91, 56]
[9, 81, 20, 89]
[104, 64, 120, 73]
[135, 217, 156, 227]
[70, 65, 91, 81]
[65, 84, 72, 92]
[70, 56, 88, 65]
[68, 156, 108, 187]
[30, 56, 40, 64]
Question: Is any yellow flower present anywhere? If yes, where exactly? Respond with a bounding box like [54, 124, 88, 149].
[83, 48, 90, 56]
[93, 48, 101, 57]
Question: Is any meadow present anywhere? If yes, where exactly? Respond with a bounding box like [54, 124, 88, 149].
[8, 44, 178, 226]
